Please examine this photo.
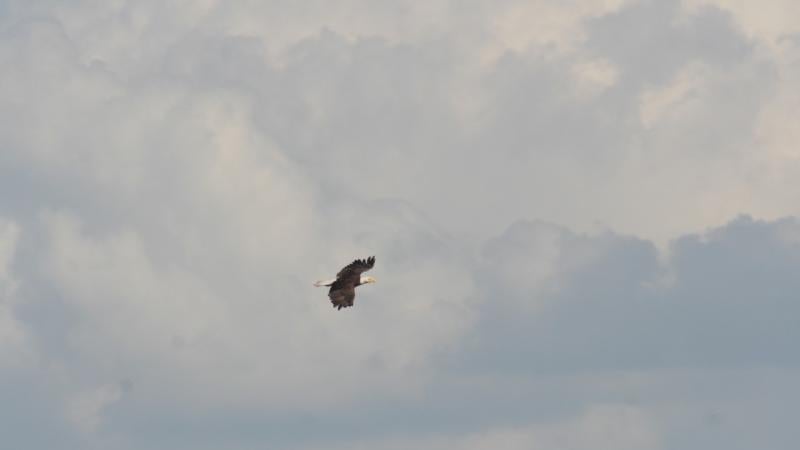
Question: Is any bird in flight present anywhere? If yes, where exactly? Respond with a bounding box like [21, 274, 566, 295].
[314, 256, 376, 310]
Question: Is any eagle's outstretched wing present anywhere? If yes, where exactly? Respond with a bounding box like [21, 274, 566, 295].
[335, 256, 375, 283]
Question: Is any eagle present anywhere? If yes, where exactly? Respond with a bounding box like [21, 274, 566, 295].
[314, 256, 376, 310]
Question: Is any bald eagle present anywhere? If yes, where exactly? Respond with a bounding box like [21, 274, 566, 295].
[314, 256, 376, 310]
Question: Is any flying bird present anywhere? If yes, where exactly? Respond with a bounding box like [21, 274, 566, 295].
[314, 256, 376, 310]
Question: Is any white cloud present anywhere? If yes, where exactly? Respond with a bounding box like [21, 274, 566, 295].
[4, 0, 792, 243]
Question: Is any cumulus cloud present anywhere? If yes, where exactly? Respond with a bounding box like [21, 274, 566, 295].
[460, 215, 800, 373]
[0, 1, 798, 449]
[4, 0, 795, 241]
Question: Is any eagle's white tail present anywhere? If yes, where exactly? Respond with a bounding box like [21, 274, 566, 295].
[314, 278, 336, 287]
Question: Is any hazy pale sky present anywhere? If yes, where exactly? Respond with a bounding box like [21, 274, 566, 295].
[0, 1, 799, 449]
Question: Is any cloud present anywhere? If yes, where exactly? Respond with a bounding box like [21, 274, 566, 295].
[66, 383, 125, 434]
[305, 404, 660, 450]
[0, 1, 798, 449]
[0, 218, 32, 369]
[458, 215, 800, 374]
[0, 13, 475, 445]
[3, 0, 792, 243]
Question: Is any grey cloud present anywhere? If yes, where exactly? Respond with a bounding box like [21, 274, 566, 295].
[586, 0, 751, 85]
[458, 215, 800, 374]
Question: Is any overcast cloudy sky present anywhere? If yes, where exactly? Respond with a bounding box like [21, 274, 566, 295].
[0, 1, 799, 449]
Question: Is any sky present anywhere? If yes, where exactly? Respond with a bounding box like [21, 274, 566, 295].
[0, 0, 799, 449]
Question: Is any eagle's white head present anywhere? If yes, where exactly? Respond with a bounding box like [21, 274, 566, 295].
[360, 275, 377, 284]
